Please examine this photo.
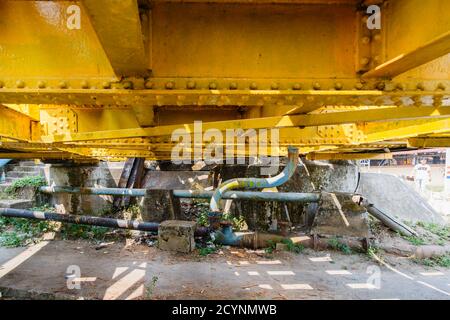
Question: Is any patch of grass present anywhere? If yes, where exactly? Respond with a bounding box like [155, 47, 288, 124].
[145, 276, 159, 299]
[281, 238, 304, 254]
[264, 240, 277, 254]
[5, 176, 46, 195]
[415, 254, 450, 268]
[59, 224, 110, 241]
[417, 222, 449, 241]
[403, 235, 426, 246]
[0, 216, 55, 247]
[328, 238, 352, 254]
[198, 246, 218, 256]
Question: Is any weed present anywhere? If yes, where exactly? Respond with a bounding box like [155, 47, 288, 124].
[328, 238, 352, 254]
[403, 235, 426, 246]
[145, 276, 159, 299]
[417, 222, 449, 241]
[197, 211, 209, 227]
[415, 254, 450, 268]
[264, 240, 277, 254]
[59, 224, 110, 241]
[198, 246, 218, 256]
[5, 176, 46, 195]
[222, 212, 246, 231]
[0, 216, 55, 247]
[281, 238, 304, 254]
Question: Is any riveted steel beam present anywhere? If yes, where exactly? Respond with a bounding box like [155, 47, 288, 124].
[0, 105, 34, 141]
[41, 106, 450, 142]
[362, 32, 450, 79]
[407, 137, 450, 148]
[82, 0, 149, 77]
[306, 152, 393, 160]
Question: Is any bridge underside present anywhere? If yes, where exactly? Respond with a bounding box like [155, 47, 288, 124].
[0, 0, 449, 161]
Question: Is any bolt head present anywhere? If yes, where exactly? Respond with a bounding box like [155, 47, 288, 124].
[313, 82, 321, 90]
[416, 83, 425, 91]
[436, 83, 446, 91]
[396, 83, 405, 91]
[376, 82, 385, 90]
[37, 81, 46, 89]
[292, 83, 301, 90]
[102, 81, 111, 89]
[361, 36, 370, 44]
[209, 82, 217, 90]
[360, 57, 370, 65]
[186, 81, 196, 89]
[355, 82, 363, 90]
[16, 80, 25, 88]
[334, 82, 343, 90]
[144, 81, 153, 89]
[58, 81, 68, 89]
[229, 82, 237, 90]
[250, 82, 258, 90]
[271, 83, 279, 90]
[0, 81, 3, 88]
[165, 81, 174, 90]
[81, 80, 89, 89]
[123, 81, 133, 89]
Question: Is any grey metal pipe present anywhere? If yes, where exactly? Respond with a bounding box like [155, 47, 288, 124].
[363, 203, 417, 237]
[39, 186, 320, 203]
[0, 208, 210, 236]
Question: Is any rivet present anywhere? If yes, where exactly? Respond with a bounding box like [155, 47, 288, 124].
[361, 36, 370, 44]
[144, 81, 153, 89]
[165, 81, 175, 90]
[313, 82, 321, 90]
[81, 80, 89, 89]
[360, 57, 370, 65]
[292, 83, 301, 90]
[209, 82, 217, 90]
[16, 80, 25, 88]
[373, 55, 380, 63]
[362, 16, 368, 23]
[334, 82, 343, 90]
[229, 82, 238, 90]
[250, 82, 258, 90]
[37, 81, 46, 89]
[436, 83, 446, 90]
[373, 33, 381, 42]
[416, 82, 425, 91]
[102, 81, 111, 89]
[271, 83, 279, 90]
[0, 81, 4, 88]
[355, 82, 363, 90]
[186, 81, 196, 89]
[123, 81, 133, 89]
[396, 83, 405, 91]
[58, 81, 68, 89]
[376, 82, 385, 90]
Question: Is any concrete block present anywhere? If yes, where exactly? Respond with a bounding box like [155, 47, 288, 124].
[158, 220, 197, 253]
[311, 192, 370, 238]
[0, 199, 33, 209]
[139, 190, 181, 222]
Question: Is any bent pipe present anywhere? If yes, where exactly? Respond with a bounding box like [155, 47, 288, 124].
[0, 208, 210, 236]
[39, 186, 320, 203]
[209, 146, 299, 213]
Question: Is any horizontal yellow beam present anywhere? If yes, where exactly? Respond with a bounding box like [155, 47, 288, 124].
[42, 106, 450, 142]
[0, 105, 33, 141]
[362, 31, 450, 79]
[306, 153, 393, 160]
[407, 137, 450, 148]
[0, 152, 86, 160]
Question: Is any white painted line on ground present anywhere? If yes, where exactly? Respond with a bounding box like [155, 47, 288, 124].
[371, 298, 400, 300]
[419, 271, 445, 276]
[309, 256, 333, 262]
[258, 284, 273, 290]
[239, 261, 250, 265]
[416, 281, 450, 297]
[256, 260, 282, 265]
[281, 284, 313, 290]
[326, 270, 352, 275]
[346, 283, 378, 289]
[234, 272, 240, 276]
[248, 271, 260, 276]
[267, 270, 295, 276]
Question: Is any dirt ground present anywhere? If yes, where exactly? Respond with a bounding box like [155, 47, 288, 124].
[0, 238, 449, 300]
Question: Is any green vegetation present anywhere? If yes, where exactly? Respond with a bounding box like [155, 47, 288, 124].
[59, 224, 111, 241]
[264, 238, 304, 254]
[222, 212, 246, 231]
[0, 215, 55, 247]
[5, 176, 46, 195]
[417, 222, 449, 241]
[198, 245, 219, 256]
[403, 235, 426, 246]
[328, 237, 352, 254]
[415, 254, 450, 268]
[145, 276, 159, 299]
